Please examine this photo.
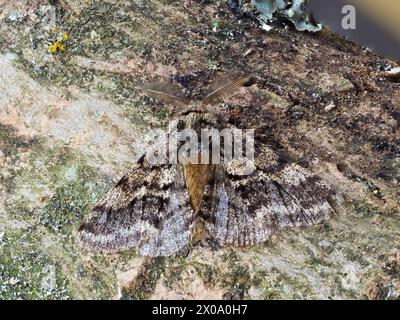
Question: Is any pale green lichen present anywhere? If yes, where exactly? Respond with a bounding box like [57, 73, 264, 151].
[1, 140, 116, 299]
[219, 252, 252, 299]
[121, 258, 165, 300]
[0, 229, 71, 299]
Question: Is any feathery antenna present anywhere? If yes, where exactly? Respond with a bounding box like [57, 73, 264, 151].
[139, 65, 265, 108]
[138, 81, 189, 107]
[202, 65, 264, 106]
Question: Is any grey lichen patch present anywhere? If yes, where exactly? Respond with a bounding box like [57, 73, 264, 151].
[76, 257, 117, 300]
[1, 140, 118, 299]
[219, 251, 252, 299]
[120, 257, 165, 300]
[37, 173, 98, 235]
[0, 123, 40, 193]
[161, 255, 189, 290]
[5, 142, 104, 226]
[251, 0, 322, 32]
[191, 260, 219, 287]
[363, 245, 400, 300]
[0, 225, 117, 299]
[348, 200, 384, 218]
[37, 151, 103, 235]
[251, 267, 317, 299]
[14, 49, 159, 133]
[250, 270, 281, 299]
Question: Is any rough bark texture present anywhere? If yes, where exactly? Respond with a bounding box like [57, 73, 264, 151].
[0, 0, 399, 299]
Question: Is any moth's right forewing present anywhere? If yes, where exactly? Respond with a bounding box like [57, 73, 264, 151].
[202, 144, 340, 247]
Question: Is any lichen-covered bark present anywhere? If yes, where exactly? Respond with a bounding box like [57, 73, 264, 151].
[0, 0, 399, 299]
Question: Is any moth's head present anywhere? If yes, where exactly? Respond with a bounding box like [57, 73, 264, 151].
[177, 100, 208, 116]
[177, 111, 219, 132]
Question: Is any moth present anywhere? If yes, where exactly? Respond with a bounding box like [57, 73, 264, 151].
[78, 66, 340, 257]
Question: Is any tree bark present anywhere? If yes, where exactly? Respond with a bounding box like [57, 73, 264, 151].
[0, 0, 399, 299]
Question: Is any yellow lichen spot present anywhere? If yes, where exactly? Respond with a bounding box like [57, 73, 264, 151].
[48, 29, 70, 55]
[49, 40, 65, 54]
[49, 42, 59, 54]
[62, 32, 69, 41]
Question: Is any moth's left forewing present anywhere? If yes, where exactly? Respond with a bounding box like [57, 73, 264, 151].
[78, 159, 195, 257]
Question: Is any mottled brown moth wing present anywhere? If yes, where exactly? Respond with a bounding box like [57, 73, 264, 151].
[202, 144, 339, 246]
[78, 154, 195, 257]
